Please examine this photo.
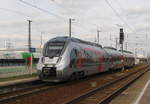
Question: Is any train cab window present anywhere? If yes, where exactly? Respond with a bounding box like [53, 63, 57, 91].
[70, 49, 77, 68]
[44, 42, 65, 58]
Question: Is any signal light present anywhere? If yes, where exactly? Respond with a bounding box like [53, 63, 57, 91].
[119, 28, 124, 44]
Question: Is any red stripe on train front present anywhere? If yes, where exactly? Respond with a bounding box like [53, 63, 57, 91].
[98, 64, 102, 72]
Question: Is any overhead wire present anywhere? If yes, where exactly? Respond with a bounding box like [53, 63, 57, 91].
[113, 0, 126, 14]
[0, 7, 29, 48]
[114, 0, 138, 32]
[19, 0, 66, 21]
[20, 0, 145, 47]
[20, 0, 95, 35]
[0, 7, 30, 18]
[114, 0, 148, 40]
[48, 0, 100, 29]
[48, 0, 97, 34]
[104, 0, 135, 32]
[48, 0, 133, 43]
[48, 0, 101, 37]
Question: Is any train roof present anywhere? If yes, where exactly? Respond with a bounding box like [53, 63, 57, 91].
[47, 36, 103, 48]
[119, 50, 133, 54]
[103, 47, 117, 51]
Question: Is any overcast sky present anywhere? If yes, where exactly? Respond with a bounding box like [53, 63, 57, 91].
[0, 0, 150, 56]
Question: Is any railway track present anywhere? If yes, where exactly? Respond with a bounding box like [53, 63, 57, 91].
[65, 66, 150, 104]
[0, 81, 53, 103]
[0, 74, 104, 104]
[0, 64, 149, 104]
[0, 79, 41, 94]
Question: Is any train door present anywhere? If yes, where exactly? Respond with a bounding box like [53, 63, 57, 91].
[102, 50, 110, 72]
[69, 48, 85, 79]
[69, 48, 78, 69]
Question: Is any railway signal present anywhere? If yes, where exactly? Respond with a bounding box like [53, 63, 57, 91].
[119, 28, 124, 54]
[119, 28, 124, 44]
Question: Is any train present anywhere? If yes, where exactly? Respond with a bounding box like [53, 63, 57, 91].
[0, 51, 40, 66]
[104, 47, 124, 70]
[37, 36, 135, 82]
[119, 50, 135, 68]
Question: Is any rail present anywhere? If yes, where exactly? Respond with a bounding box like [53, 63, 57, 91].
[65, 66, 150, 104]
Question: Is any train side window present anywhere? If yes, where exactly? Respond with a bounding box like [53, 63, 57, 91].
[70, 49, 77, 68]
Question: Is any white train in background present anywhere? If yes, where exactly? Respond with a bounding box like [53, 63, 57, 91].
[0, 51, 40, 66]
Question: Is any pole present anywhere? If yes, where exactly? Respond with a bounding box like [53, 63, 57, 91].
[69, 18, 71, 38]
[125, 42, 127, 50]
[94, 35, 97, 43]
[30, 53, 32, 75]
[110, 33, 112, 46]
[40, 32, 43, 54]
[28, 20, 32, 74]
[121, 43, 123, 53]
[135, 48, 137, 56]
[40, 32, 43, 48]
[28, 20, 32, 52]
[115, 37, 118, 49]
[97, 30, 100, 44]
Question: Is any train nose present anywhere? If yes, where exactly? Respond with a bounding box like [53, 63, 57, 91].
[38, 66, 64, 82]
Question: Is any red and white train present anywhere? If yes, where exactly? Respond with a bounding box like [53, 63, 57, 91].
[37, 37, 135, 82]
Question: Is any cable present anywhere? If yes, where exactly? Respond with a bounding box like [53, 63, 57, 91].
[20, 0, 95, 35]
[0, 7, 30, 18]
[19, 0, 66, 21]
[49, 0, 98, 28]
[114, 0, 137, 32]
[114, 0, 125, 14]
[104, 0, 135, 32]
[49, 0, 74, 12]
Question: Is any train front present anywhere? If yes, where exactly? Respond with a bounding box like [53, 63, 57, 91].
[37, 38, 68, 82]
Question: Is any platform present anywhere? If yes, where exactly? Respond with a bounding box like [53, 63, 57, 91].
[0, 77, 39, 87]
[110, 70, 150, 104]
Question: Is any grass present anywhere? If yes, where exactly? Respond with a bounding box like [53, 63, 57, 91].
[0, 73, 38, 82]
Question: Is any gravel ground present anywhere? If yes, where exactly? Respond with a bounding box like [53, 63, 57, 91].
[4, 64, 149, 104]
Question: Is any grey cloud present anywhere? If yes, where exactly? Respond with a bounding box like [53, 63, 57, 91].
[124, 7, 150, 18]
[135, 21, 150, 32]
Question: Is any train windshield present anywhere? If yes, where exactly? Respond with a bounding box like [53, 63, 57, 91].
[44, 42, 65, 58]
